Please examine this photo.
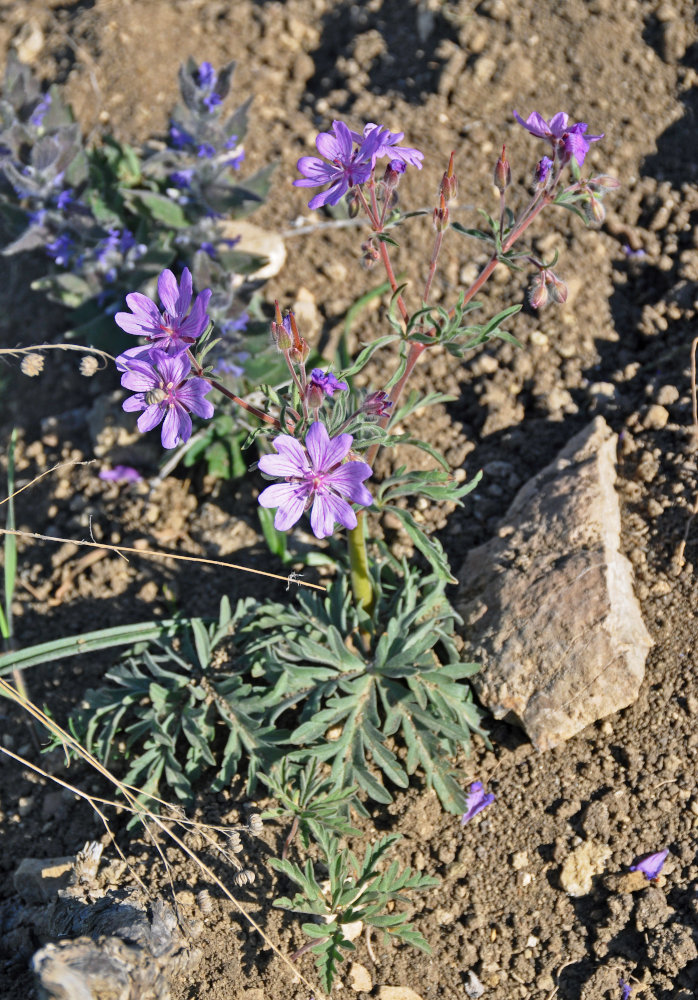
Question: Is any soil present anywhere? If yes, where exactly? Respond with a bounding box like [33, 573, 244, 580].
[1, 1, 698, 999]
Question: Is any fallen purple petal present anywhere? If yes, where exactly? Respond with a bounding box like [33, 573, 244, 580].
[461, 781, 495, 825]
[629, 849, 668, 881]
[99, 465, 142, 483]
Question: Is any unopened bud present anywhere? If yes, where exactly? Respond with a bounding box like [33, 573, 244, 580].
[20, 353, 44, 377]
[494, 145, 511, 193]
[432, 194, 449, 232]
[289, 338, 309, 364]
[588, 174, 620, 191]
[529, 276, 549, 310]
[440, 151, 458, 201]
[547, 271, 568, 304]
[346, 190, 361, 218]
[586, 195, 606, 225]
[306, 382, 324, 409]
[363, 390, 393, 418]
[79, 355, 99, 377]
[361, 239, 380, 270]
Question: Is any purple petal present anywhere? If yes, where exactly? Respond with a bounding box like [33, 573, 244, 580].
[327, 462, 373, 505]
[310, 490, 356, 538]
[161, 404, 191, 448]
[124, 291, 162, 323]
[123, 393, 147, 413]
[99, 465, 142, 483]
[308, 179, 348, 210]
[157, 269, 180, 316]
[176, 378, 214, 418]
[460, 781, 495, 824]
[548, 112, 569, 137]
[513, 110, 550, 138]
[305, 422, 352, 472]
[121, 362, 158, 392]
[258, 482, 308, 531]
[258, 434, 309, 478]
[295, 156, 338, 184]
[629, 849, 668, 881]
[137, 404, 164, 433]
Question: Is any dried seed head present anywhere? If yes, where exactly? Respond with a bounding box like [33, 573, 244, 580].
[79, 355, 100, 377]
[247, 813, 264, 836]
[234, 869, 255, 886]
[226, 830, 243, 853]
[21, 353, 44, 377]
[197, 889, 213, 915]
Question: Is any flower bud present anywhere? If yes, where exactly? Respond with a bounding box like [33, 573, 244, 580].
[528, 276, 549, 310]
[588, 174, 620, 191]
[346, 190, 361, 218]
[21, 353, 44, 377]
[547, 271, 568, 304]
[535, 156, 553, 186]
[440, 151, 458, 201]
[586, 195, 606, 225]
[494, 145, 511, 193]
[289, 338, 309, 365]
[306, 382, 324, 409]
[432, 194, 449, 232]
[362, 390, 393, 418]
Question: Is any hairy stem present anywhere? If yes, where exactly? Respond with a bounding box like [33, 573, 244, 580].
[348, 512, 374, 618]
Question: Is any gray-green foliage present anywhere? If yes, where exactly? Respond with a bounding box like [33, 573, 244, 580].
[271, 827, 438, 992]
[76, 560, 487, 815]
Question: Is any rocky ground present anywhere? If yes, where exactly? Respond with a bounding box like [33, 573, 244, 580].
[1, 1, 698, 998]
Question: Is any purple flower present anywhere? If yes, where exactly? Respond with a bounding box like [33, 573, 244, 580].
[115, 267, 212, 357]
[169, 169, 194, 189]
[258, 422, 372, 539]
[309, 369, 348, 398]
[99, 465, 142, 483]
[225, 151, 245, 170]
[294, 120, 381, 210]
[46, 233, 73, 266]
[169, 123, 194, 149]
[119, 349, 214, 449]
[620, 978, 632, 999]
[629, 849, 668, 881]
[197, 143, 217, 159]
[461, 781, 495, 825]
[513, 110, 603, 166]
[30, 93, 52, 127]
[351, 123, 424, 170]
[535, 156, 553, 185]
[197, 61, 216, 89]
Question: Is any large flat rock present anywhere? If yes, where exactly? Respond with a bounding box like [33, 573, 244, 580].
[457, 417, 652, 750]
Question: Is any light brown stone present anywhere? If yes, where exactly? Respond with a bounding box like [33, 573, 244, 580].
[458, 417, 652, 750]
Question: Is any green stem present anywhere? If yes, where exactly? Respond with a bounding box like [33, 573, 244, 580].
[348, 512, 374, 618]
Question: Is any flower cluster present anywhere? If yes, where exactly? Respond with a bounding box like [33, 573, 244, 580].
[514, 110, 603, 167]
[295, 119, 423, 210]
[115, 268, 214, 448]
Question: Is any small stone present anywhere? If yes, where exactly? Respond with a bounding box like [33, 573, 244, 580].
[14, 857, 74, 904]
[377, 988, 424, 1000]
[292, 286, 321, 340]
[642, 404, 669, 430]
[559, 840, 611, 896]
[349, 962, 373, 992]
[511, 850, 529, 870]
[464, 970, 486, 997]
[434, 908, 455, 925]
[603, 869, 650, 894]
[647, 498, 663, 518]
[656, 385, 679, 406]
[219, 220, 286, 281]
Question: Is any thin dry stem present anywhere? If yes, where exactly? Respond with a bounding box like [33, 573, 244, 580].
[0, 678, 324, 997]
[0, 527, 325, 590]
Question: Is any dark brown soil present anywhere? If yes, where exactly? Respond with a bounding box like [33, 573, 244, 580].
[1, 1, 698, 999]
